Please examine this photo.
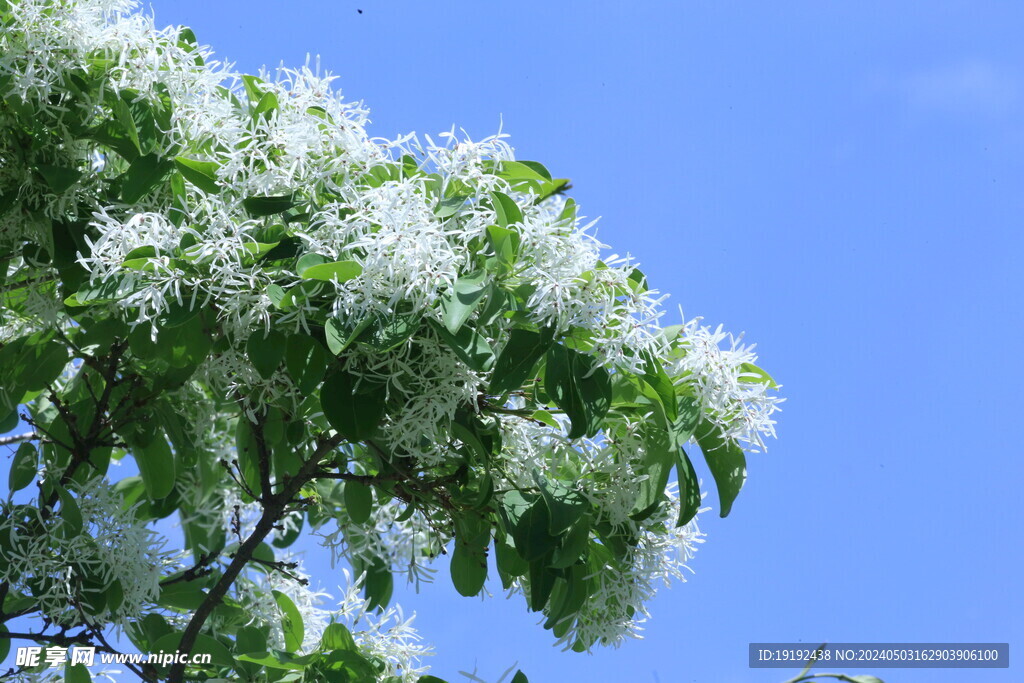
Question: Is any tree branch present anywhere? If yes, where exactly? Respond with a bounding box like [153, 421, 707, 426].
[0, 432, 37, 447]
[159, 551, 219, 587]
[0, 629, 91, 645]
[167, 433, 345, 683]
[249, 413, 273, 502]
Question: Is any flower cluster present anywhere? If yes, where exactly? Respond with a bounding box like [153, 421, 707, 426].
[0, 476, 175, 627]
[552, 486, 708, 648]
[0, 0, 782, 674]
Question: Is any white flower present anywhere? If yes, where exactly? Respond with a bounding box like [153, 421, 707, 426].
[669, 318, 784, 452]
[0, 476, 177, 627]
[550, 486, 708, 650]
[316, 495, 449, 589]
[336, 570, 433, 681]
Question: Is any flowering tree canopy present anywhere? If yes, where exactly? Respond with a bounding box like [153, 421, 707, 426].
[0, 0, 782, 680]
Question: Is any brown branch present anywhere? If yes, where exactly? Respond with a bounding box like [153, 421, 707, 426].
[41, 340, 128, 512]
[314, 470, 403, 484]
[248, 412, 273, 502]
[220, 459, 260, 501]
[0, 629, 92, 646]
[0, 341, 130, 621]
[167, 433, 345, 683]
[160, 551, 219, 587]
[20, 416, 75, 453]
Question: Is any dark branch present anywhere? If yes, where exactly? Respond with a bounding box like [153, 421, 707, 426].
[167, 432, 345, 683]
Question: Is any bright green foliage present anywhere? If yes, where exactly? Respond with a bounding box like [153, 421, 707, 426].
[0, 0, 784, 681]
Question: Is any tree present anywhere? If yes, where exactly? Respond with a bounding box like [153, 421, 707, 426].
[0, 0, 782, 680]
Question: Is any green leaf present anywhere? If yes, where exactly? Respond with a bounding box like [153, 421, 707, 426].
[320, 372, 387, 442]
[241, 75, 267, 104]
[109, 92, 142, 155]
[545, 345, 611, 439]
[695, 420, 747, 518]
[450, 513, 490, 597]
[136, 436, 176, 500]
[300, 260, 363, 282]
[174, 156, 220, 194]
[274, 281, 321, 311]
[673, 395, 702, 445]
[519, 161, 552, 180]
[273, 590, 305, 653]
[156, 312, 212, 369]
[295, 252, 327, 273]
[159, 581, 207, 610]
[0, 409, 18, 433]
[36, 164, 82, 193]
[489, 328, 553, 395]
[641, 352, 677, 422]
[486, 224, 520, 267]
[244, 195, 295, 216]
[493, 160, 548, 184]
[18, 341, 68, 391]
[847, 677, 885, 683]
[86, 117, 138, 161]
[527, 558, 557, 611]
[177, 27, 203, 65]
[434, 195, 466, 218]
[267, 283, 287, 307]
[360, 556, 393, 610]
[57, 487, 83, 537]
[494, 535, 528, 586]
[65, 662, 91, 683]
[450, 539, 488, 597]
[285, 334, 328, 394]
[320, 622, 357, 652]
[156, 299, 202, 329]
[253, 90, 279, 118]
[236, 417, 263, 497]
[260, 236, 301, 262]
[631, 427, 676, 520]
[491, 191, 523, 226]
[676, 448, 702, 526]
[511, 671, 529, 683]
[558, 197, 577, 224]
[235, 624, 268, 656]
[9, 442, 37, 492]
[235, 652, 306, 671]
[488, 160, 568, 200]
[247, 329, 287, 379]
[550, 516, 590, 569]
[535, 474, 587, 536]
[344, 480, 373, 525]
[0, 625, 8, 663]
[120, 153, 173, 203]
[324, 316, 373, 355]
[72, 275, 144, 306]
[511, 497, 557, 562]
[432, 321, 495, 372]
[358, 313, 418, 352]
[151, 632, 234, 670]
[739, 361, 779, 388]
[442, 271, 488, 334]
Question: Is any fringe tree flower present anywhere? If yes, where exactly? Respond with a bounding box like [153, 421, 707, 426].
[0, 0, 782, 677]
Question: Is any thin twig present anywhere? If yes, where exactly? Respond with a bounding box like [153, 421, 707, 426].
[0, 432, 38, 447]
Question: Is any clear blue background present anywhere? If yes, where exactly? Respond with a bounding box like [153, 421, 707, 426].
[6, 1, 1024, 681]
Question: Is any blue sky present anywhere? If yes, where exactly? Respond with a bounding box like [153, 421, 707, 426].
[6, 0, 1023, 680]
